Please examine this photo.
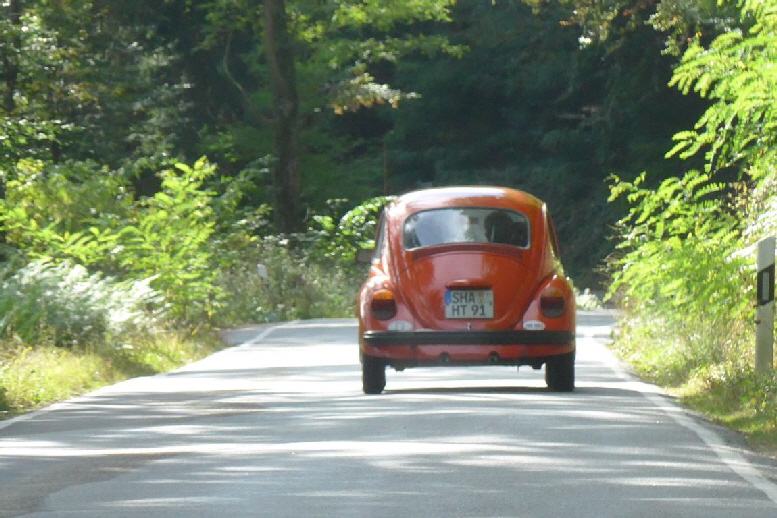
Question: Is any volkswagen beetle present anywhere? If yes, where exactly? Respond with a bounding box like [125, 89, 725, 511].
[356, 186, 576, 394]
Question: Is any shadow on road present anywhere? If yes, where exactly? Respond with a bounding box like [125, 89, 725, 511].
[0, 315, 775, 518]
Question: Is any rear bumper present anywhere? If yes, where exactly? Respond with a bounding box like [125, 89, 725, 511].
[362, 329, 575, 347]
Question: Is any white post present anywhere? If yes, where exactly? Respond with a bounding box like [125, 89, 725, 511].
[756, 237, 775, 372]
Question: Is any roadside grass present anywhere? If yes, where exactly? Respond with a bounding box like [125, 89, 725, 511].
[0, 332, 223, 417]
[609, 316, 777, 457]
[0, 259, 228, 417]
[0, 246, 359, 419]
[676, 378, 777, 455]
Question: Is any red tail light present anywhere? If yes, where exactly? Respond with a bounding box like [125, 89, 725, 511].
[371, 289, 397, 320]
[540, 287, 566, 318]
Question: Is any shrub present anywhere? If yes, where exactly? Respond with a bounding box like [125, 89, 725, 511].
[574, 288, 602, 310]
[309, 196, 395, 265]
[0, 158, 223, 324]
[213, 237, 362, 325]
[115, 159, 220, 322]
[0, 259, 162, 348]
[210, 197, 391, 326]
[603, 0, 777, 443]
[607, 170, 752, 382]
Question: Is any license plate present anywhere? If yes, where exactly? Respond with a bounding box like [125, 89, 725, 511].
[445, 290, 494, 319]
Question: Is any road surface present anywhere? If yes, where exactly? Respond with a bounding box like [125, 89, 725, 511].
[1, 311, 777, 517]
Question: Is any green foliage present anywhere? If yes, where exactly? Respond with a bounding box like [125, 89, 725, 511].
[634, 0, 777, 335]
[607, 170, 751, 378]
[211, 236, 361, 325]
[0, 154, 373, 329]
[0, 6, 68, 166]
[0, 158, 223, 324]
[0, 259, 162, 348]
[1, 159, 132, 255]
[310, 196, 395, 263]
[667, 0, 777, 181]
[690, 362, 775, 415]
[613, 311, 751, 387]
[0, 2, 189, 171]
[574, 288, 603, 310]
[608, 170, 748, 314]
[552, 0, 739, 55]
[257, 239, 359, 322]
[209, 195, 393, 325]
[648, 0, 740, 56]
[118, 159, 220, 321]
[185, 0, 463, 219]
[330, 0, 455, 29]
[303, 0, 465, 113]
[603, 1, 777, 446]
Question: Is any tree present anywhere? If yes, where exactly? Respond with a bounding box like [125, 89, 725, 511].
[541, 0, 740, 56]
[264, 0, 301, 233]
[187, 0, 462, 233]
[665, 0, 777, 242]
[383, 0, 701, 286]
[667, 0, 777, 183]
[1, 1, 190, 174]
[2, 0, 20, 114]
[604, 0, 777, 378]
[0, 1, 62, 168]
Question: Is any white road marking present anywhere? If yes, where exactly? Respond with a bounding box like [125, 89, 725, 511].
[5, 314, 777, 509]
[590, 337, 777, 505]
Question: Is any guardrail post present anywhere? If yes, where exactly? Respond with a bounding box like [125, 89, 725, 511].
[756, 236, 775, 372]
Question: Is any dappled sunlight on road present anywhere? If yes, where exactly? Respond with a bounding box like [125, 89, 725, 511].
[0, 315, 776, 517]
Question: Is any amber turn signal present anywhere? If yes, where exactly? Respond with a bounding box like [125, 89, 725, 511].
[371, 289, 397, 320]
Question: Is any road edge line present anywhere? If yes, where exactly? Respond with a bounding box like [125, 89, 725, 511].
[238, 320, 300, 348]
[598, 339, 777, 505]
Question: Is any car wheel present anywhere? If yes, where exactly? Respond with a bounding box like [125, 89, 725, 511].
[362, 354, 386, 394]
[545, 351, 575, 392]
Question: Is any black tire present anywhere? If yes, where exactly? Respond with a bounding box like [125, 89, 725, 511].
[362, 354, 386, 394]
[545, 351, 575, 392]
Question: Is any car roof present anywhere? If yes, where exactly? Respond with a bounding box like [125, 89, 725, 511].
[389, 186, 545, 215]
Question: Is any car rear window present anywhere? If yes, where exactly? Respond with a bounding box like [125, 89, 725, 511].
[403, 208, 530, 250]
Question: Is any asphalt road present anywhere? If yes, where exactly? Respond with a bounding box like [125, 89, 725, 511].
[2, 311, 777, 517]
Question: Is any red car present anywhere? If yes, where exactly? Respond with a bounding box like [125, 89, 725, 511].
[357, 186, 576, 394]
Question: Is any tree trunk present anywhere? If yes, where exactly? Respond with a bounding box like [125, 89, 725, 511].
[264, 0, 302, 234]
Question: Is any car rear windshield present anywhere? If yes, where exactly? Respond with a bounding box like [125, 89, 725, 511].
[403, 208, 530, 250]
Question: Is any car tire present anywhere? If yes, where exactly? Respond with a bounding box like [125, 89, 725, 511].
[545, 351, 575, 392]
[362, 354, 386, 394]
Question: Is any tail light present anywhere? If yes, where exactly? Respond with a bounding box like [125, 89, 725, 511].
[371, 289, 397, 320]
[540, 286, 566, 318]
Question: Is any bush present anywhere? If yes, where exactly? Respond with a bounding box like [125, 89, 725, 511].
[309, 195, 395, 265]
[0, 259, 162, 348]
[0, 259, 224, 413]
[607, 171, 752, 381]
[604, 0, 777, 445]
[213, 237, 363, 325]
[575, 288, 602, 310]
[210, 196, 391, 326]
